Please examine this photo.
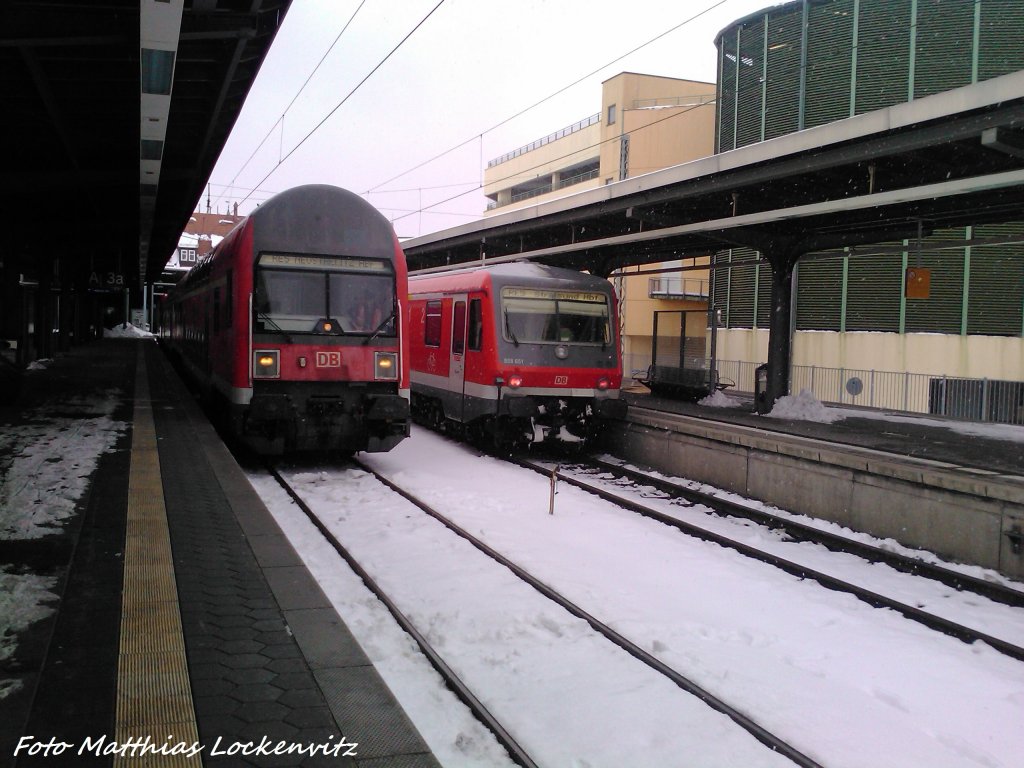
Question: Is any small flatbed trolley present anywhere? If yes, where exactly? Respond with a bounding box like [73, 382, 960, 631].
[160, 184, 411, 455]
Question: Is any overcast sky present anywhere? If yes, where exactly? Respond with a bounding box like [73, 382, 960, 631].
[202, 0, 776, 239]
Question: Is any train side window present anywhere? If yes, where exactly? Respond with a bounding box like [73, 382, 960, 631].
[452, 301, 466, 355]
[424, 300, 442, 347]
[225, 269, 233, 328]
[468, 299, 482, 351]
[213, 287, 221, 333]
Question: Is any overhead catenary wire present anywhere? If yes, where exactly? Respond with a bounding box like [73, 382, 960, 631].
[235, 0, 448, 210]
[364, 0, 731, 197]
[214, 1, 369, 214]
[390, 4, 941, 229]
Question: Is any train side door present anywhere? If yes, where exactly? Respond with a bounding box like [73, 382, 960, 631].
[448, 297, 468, 422]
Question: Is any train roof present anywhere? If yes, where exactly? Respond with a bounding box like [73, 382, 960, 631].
[409, 261, 614, 294]
[250, 184, 399, 261]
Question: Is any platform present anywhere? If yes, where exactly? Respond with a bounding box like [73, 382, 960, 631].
[0, 339, 439, 767]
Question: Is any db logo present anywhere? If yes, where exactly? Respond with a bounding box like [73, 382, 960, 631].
[316, 351, 342, 367]
[554, 375, 569, 385]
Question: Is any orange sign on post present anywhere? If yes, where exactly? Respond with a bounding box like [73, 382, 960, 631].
[905, 267, 931, 299]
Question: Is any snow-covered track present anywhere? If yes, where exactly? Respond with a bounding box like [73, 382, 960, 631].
[352, 457, 826, 768]
[586, 456, 1024, 609]
[512, 456, 1024, 663]
[265, 462, 540, 768]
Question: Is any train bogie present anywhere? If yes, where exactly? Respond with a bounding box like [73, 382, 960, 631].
[160, 185, 410, 455]
[408, 262, 626, 449]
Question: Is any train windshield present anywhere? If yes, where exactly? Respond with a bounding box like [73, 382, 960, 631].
[254, 253, 395, 335]
[500, 287, 611, 345]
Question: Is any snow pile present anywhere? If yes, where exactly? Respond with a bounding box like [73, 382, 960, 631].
[103, 323, 154, 339]
[766, 388, 843, 423]
[699, 389, 733, 407]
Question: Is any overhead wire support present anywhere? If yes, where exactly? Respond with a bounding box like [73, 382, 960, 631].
[218, 0, 369, 212]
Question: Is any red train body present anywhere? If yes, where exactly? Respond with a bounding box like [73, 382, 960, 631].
[160, 185, 410, 455]
[408, 262, 627, 448]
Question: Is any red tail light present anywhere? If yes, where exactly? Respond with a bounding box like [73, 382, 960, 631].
[597, 378, 610, 390]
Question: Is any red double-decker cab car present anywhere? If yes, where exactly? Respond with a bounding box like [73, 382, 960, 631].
[160, 185, 410, 455]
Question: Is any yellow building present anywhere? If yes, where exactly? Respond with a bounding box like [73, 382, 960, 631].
[483, 72, 718, 380]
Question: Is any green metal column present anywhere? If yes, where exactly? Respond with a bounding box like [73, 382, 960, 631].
[908, 0, 918, 100]
[850, 0, 860, 117]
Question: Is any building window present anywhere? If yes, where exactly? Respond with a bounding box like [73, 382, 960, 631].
[607, 104, 616, 125]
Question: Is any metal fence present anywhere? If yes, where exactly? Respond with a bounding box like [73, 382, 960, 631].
[647, 276, 709, 299]
[487, 113, 601, 167]
[623, 353, 1024, 425]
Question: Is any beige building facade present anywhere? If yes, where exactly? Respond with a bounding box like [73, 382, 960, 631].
[483, 72, 718, 380]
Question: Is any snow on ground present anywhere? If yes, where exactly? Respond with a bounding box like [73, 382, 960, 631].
[0, 569, 56, 699]
[554, 462, 1024, 643]
[103, 322, 154, 339]
[701, 387, 1024, 444]
[253, 429, 1024, 768]
[596, 453, 1024, 592]
[0, 374, 127, 699]
[253, 463, 795, 768]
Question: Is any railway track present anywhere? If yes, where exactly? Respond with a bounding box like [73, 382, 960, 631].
[266, 459, 825, 768]
[509, 454, 1024, 662]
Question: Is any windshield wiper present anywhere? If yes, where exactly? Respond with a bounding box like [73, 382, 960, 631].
[257, 312, 293, 343]
[504, 310, 519, 347]
[362, 311, 396, 345]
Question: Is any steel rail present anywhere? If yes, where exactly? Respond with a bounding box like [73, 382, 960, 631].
[512, 457, 1024, 663]
[355, 458, 826, 768]
[585, 455, 1024, 609]
[265, 464, 540, 768]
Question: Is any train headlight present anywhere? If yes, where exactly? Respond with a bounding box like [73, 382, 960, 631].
[375, 351, 398, 380]
[253, 349, 280, 378]
[508, 375, 523, 388]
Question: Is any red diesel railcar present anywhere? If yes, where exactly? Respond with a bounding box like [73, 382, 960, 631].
[408, 262, 627, 449]
[161, 184, 410, 455]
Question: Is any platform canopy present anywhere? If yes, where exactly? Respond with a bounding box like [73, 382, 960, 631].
[403, 71, 1024, 277]
[0, 0, 291, 290]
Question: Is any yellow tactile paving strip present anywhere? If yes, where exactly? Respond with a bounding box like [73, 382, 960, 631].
[113, 347, 199, 765]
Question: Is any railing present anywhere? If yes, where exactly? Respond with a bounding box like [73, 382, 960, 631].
[507, 168, 600, 205]
[789, 365, 1024, 424]
[510, 184, 552, 204]
[648, 276, 709, 299]
[556, 167, 599, 189]
[633, 94, 716, 109]
[622, 354, 1024, 425]
[487, 113, 601, 167]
